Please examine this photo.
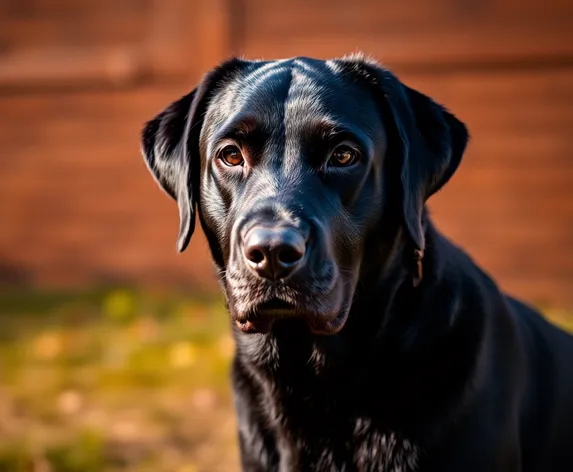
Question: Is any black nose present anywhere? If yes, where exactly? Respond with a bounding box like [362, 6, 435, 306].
[243, 226, 306, 280]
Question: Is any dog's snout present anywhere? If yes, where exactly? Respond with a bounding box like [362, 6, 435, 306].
[243, 226, 306, 280]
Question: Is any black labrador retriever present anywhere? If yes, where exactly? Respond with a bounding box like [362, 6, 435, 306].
[141, 54, 573, 471]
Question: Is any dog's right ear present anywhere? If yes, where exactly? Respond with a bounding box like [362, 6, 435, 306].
[141, 90, 197, 253]
[141, 58, 245, 252]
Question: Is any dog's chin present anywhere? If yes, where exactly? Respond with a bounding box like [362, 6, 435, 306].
[231, 279, 352, 336]
[304, 304, 350, 335]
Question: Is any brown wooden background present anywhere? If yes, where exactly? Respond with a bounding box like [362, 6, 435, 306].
[1, 0, 572, 306]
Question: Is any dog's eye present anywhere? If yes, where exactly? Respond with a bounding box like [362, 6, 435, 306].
[219, 145, 244, 167]
[328, 145, 360, 167]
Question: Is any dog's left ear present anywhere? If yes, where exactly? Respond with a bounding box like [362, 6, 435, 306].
[385, 80, 469, 253]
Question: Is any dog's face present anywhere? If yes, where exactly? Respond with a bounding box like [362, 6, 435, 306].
[197, 58, 388, 336]
[141, 55, 468, 336]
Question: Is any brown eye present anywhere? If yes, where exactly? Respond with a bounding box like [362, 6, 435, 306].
[219, 145, 244, 167]
[329, 145, 359, 167]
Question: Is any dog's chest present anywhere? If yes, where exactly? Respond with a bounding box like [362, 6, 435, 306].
[277, 416, 420, 472]
[351, 419, 420, 472]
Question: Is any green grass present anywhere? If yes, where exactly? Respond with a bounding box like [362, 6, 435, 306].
[0, 288, 238, 472]
[0, 288, 570, 471]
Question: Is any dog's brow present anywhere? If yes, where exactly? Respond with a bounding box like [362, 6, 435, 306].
[213, 114, 263, 143]
[311, 119, 350, 138]
[306, 118, 371, 151]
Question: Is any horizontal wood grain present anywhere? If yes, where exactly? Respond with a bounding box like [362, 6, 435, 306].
[237, 0, 573, 68]
[1, 0, 572, 306]
[0, 0, 203, 89]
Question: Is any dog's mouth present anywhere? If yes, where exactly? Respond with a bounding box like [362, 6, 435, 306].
[257, 298, 298, 315]
[229, 258, 353, 336]
[234, 298, 298, 334]
[233, 281, 351, 336]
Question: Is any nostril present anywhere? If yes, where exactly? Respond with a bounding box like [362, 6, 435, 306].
[246, 247, 265, 265]
[277, 245, 304, 265]
[242, 225, 306, 279]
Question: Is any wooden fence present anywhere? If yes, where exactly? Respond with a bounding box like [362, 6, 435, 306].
[1, 0, 572, 305]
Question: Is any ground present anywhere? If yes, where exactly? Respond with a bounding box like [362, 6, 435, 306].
[0, 288, 571, 472]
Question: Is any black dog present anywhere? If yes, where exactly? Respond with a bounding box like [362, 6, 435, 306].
[141, 54, 573, 471]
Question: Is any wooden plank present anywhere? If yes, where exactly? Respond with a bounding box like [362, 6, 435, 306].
[0, 0, 224, 89]
[0, 46, 147, 88]
[236, 0, 573, 68]
[0, 0, 149, 87]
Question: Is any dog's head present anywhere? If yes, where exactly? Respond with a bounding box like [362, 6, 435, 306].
[141, 55, 468, 336]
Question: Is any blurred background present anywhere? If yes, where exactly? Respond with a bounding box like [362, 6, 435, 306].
[0, 0, 572, 470]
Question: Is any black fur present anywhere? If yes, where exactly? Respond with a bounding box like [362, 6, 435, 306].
[141, 55, 573, 471]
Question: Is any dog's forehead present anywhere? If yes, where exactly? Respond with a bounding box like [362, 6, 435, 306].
[205, 57, 380, 137]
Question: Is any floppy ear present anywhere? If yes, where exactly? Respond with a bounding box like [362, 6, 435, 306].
[141, 58, 246, 252]
[333, 56, 468, 253]
[385, 80, 469, 252]
[141, 90, 198, 252]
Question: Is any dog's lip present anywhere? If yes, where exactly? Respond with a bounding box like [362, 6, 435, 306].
[306, 307, 349, 335]
[234, 293, 350, 336]
[234, 298, 297, 334]
[234, 309, 349, 335]
[256, 298, 298, 315]
[235, 317, 274, 334]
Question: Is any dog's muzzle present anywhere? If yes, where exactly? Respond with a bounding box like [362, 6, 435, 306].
[229, 215, 348, 336]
